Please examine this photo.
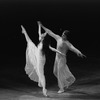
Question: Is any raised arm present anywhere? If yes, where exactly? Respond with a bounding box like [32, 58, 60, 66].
[49, 45, 66, 56]
[66, 41, 86, 57]
[38, 21, 60, 41]
[37, 21, 47, 41]
[38, 21, 42, 39]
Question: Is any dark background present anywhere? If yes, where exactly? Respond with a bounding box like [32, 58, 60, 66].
[0, 0, 100, 89]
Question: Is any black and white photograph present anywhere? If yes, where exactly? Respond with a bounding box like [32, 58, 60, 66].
[0, 0, 100, 100]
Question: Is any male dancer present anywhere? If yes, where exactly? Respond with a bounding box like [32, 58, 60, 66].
[39, 22, 85, 93]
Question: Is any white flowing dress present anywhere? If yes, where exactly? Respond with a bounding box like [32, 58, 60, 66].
[25, 40, 45, 84]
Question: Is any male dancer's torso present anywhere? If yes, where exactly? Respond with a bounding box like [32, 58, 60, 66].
[56, 38, 68, 59]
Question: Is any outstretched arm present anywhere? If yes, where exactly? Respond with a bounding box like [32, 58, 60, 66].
[49, 45, 66, 56]
[38, 21, 60, 41]
[66, 41, 86, 58]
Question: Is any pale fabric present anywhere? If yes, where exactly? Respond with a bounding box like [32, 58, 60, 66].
[25, 41, 45, 83]
[54, 56, 75, 89]
[53, 41, 76, 89]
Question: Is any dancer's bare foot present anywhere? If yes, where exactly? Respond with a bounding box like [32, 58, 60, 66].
[38, 82, 42, 87]
[43, 89, 47, 97]
[58, 89, 64, 93]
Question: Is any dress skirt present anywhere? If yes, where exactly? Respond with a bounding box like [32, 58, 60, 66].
[24, 41, 45, 84]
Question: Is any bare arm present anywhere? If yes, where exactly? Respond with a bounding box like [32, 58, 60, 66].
[38, 21, 42, 39]
[37, 21, 47, 41]
[49, 45, 66, 56]
[66, 41, 86, 57]
[38, 21, 60, 41]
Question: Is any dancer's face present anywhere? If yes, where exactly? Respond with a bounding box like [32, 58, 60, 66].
[61, 30, 69, 41]
[62, 33, 67, 41]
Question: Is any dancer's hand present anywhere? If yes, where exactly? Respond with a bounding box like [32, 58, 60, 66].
[37, 21, 42, 26]
[40, 32, 47, 40]
[49, 45, 66, 56]
[38, 21, 50, 32]
[77, 52, 86, 58]
[49, 45, 53, 50]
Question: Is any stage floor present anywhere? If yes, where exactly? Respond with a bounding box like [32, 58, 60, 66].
[0, 83, 100, 100]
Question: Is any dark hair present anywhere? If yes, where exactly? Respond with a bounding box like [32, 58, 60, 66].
[62, 30, 70, 36]
[62, 30, 70, 40]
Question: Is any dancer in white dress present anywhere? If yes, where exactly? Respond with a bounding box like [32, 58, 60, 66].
[39, 22, 86, 93]
[21, 22, 65, 96]
[21, 23, 48, 96]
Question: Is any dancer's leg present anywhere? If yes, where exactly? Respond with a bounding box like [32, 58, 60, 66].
[38, 81, 42, 87]
[57, 61, 64, 93]
[39, 73, 47, 96]
[57, 75, 64, 93]
[57, 64, 75, 93]
[37, 53, 47, 96]
[37, 62, 47, 96]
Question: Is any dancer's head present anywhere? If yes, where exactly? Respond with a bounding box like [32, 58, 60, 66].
[61, 30, 69, 41]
